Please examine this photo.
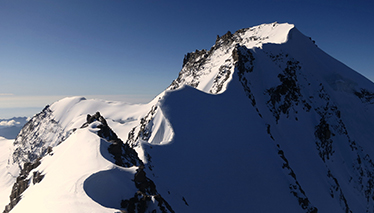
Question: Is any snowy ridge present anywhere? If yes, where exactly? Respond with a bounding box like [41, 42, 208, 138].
[169, 22, 294, 94]
[11, 123, 137, 213]
[2, 22, 374, 212]
[2, 96, 175, 212]
[8, 95, 175, 168]
[142, 103, 174, 146]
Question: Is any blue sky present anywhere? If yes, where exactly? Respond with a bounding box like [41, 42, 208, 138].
[0, 0, 373, 118]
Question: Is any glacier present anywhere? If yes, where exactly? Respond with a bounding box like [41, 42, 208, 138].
[1, 22, 374, 212]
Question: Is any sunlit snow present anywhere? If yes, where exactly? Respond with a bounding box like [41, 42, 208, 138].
[2, 22, 374, 212]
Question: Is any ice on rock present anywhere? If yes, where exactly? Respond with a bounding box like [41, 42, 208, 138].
[3, 22, 374, 213]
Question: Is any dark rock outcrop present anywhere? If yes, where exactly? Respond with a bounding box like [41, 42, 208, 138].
[121, 165, 174, 213]
[82, 112, 142, 168]
[354, 88, 374, 104]
[82, 112, 174, 212]
[277, 146, 318, 213]
[12, 105, 72, 168]
[266, 59, 303, 121]
[3, 158, 43, 213]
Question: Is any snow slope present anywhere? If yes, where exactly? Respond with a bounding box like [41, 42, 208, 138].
[2, 95, 174, 212]
[0, 137, 16, 210]
[145, 83, 306, 212]
[2, 22, 374, 212]
[11, 124, 137, 213]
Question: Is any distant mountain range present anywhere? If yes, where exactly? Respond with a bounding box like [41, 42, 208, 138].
[1, 22, 374, 212]
[0, 117, 28, 139]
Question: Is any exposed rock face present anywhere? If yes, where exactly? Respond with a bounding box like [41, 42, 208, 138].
[82, 112, 142, 168]
[82, 112, 173, 213]
[5, 23, 374, 212]
[11, 106, 73, 169]
[276, 145, 318, 213]
[160, 23, 374, 212]
[233, 45, 257, 108]
[354, 88, 374, 104]
[168, 30, 240, 94]
[3, 158, 44, 213]
[266, 59, 303, 121]
[121, 165, 174, 213]
[3, 106, 70, 213]
[168, 23, 292, 95]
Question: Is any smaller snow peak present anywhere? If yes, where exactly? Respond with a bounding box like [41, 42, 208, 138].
[81, 111, 117, 143]
[82, 112, 107, 128]
[11, 105, 64, 167]
[50, 96, 87, 116]
[52, 96, 86, 106]
[81, 111, 143, 168]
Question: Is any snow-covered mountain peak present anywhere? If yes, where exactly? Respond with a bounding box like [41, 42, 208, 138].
[3, 22, 374, 213]
[169, 22, 296, 94]
[220, 22, 294, 48]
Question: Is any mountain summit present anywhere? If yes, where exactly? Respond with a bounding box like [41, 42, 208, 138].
[2, 22, 374, 212]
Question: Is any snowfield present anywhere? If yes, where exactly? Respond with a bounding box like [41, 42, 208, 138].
[2, 22, 374, 212]
[11, 125, 137, 213]
[0, 137, 16, 209]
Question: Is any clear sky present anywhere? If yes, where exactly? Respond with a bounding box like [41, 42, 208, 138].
[0, 0, 373, 118]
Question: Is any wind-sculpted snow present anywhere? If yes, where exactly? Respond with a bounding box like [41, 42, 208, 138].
[2, 93, 176, 212]
[138, 105, 174, 146]
[152, 22, 374, 212]
[80, 112, 174, 213]
[83, 167, 137, 209]
[10, 125, 133, 213]
[3, 22, 374, 212]
[144, 82, 320, 212]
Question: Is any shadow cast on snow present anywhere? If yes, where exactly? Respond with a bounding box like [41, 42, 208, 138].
[83, 139, 136, 209]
